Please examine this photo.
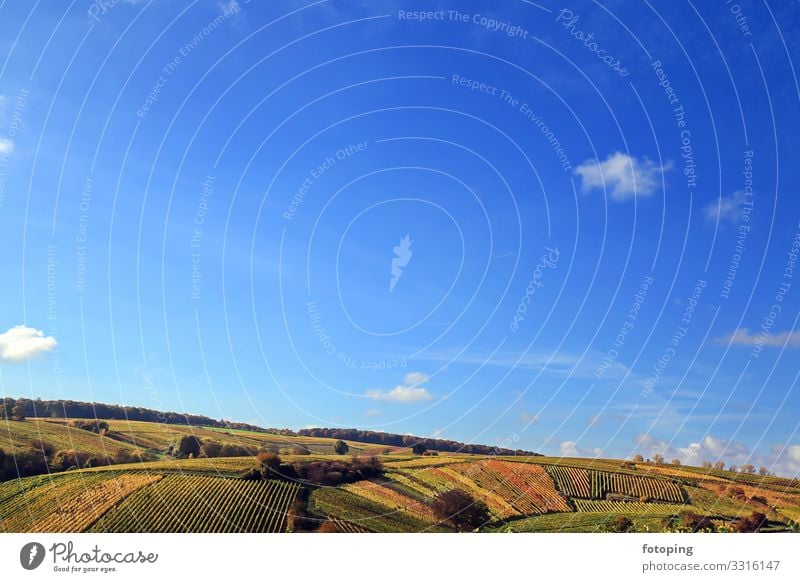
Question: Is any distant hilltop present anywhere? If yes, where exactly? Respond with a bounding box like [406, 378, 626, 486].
[1, 396, 540, 457]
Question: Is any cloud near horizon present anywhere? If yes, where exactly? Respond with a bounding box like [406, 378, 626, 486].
[560, 440, 604, 458]
[365, 372, 433, 403]
[0, 325, 58, 362]
[714, 328, 800, 349]
[574, 152, 669, 201]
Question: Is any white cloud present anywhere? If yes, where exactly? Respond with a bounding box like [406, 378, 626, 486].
[632, 434, 800, 476]
[574, 152, 669, 201]
[714, 328, 800, 349]
[0, 325, 57, 362]
[633, 433, 751, 466]
[364, 408, 381, 417]
[403, 372, 428, 386]
[519, 411, 539, 424]
[0, 137, 14, 155]
[703, 191, 747, 224]
[365, 372, 433, 403]
[560, 440, 604, 458]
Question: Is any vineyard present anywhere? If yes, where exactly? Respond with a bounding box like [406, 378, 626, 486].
[589, 471, 686, 503]
[1, 419, 799, 533]
[310, 488, 448, 532]
[545, 465, 591, 498]
[30, 473, 162, 532]
[1, 471, 118, 532]
[385, 459, 570, 519]
[343, 481, 437, 522]
[573, 499, 690, 515]
[90, 474, 299, 533]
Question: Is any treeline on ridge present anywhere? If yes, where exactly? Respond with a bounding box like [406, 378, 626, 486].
[297, 428, 540, 456]
[0, 397, 292, 434]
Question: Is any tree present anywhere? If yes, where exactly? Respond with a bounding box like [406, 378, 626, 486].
[177, 435, 201, 457]
[741, 464, 755, 474]
[412, 443, 427, 456]
[735, 512, 767, 533]
[612, 515, 634, 532]
[431, 489, 491, 532]
[632, 454, 644, 462]
[701, 461, 713, 469]
[758, 466, 769, 476]
[714, 461, 725, 471]
[256, 452, 282, 477]
[671, 458, 681, 466]
[11, 405, 25, 421]
[333, 440, 349, 455]
[729, 465, 738, 473]
[652, 454, 664, 464]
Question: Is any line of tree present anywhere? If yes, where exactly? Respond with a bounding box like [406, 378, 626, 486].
[0, 397, 292, 434]
[297, 428, 540, 456]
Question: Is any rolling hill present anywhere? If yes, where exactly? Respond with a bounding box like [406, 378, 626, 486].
[1, 402, 799, 533]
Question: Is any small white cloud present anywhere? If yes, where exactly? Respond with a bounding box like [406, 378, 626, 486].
[366, 385, 433, 403]
[364, 408, 381, 417]
[703, 191, 747, 224]
[0, 138, 14, 155]
[403, 372, 428, 386]
[519, 411, 539, 424]
[365, 372, 433, 403]
[560, 440, 603, 458]
[714, 328, 800, 349]
[0, 325, 57, 362]
[574, 151, 669, 201]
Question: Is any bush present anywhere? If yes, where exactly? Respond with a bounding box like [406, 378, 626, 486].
[334, 440, 349, 455]
[725, 486, 747, 501]
[177, 435, 202, 457]
[291, 445, 310, 455]
[412, 443, 427, 456]
[612, 515, 634, 532]
[297, 457, 382, 486]
[53, 449, 90, 471]
[200, 440, 222, 458]
[220, 443, 252, 457]
[317, 521, 339, 533]
[735, 512, 767, 533]
[241, 468, 262, 481]
[71, 420, 109, 435]
[11, 405, 25, 421]
[679, 511, 716, 532]
[257, 452, 282, 478]
[431, 489, 491, 532]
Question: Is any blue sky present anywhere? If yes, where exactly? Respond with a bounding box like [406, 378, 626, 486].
[1, 0, 799, 473]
